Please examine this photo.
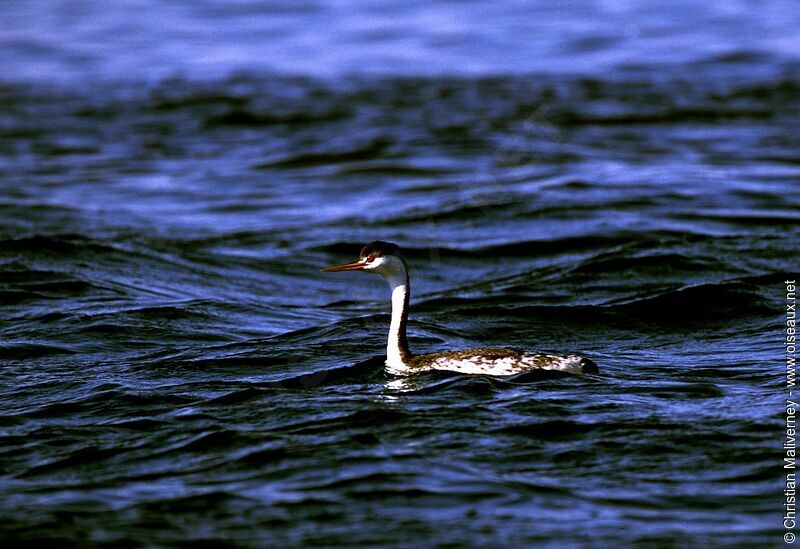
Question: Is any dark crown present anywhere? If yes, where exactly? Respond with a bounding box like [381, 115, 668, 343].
[359, 241, 400, 258]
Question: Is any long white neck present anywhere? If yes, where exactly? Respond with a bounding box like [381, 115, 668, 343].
[384, 269, 411, 372]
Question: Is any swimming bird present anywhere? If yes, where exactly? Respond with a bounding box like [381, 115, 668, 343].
[322, 241, 598, 376]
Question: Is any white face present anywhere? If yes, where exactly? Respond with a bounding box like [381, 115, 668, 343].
[362, 254, 406, 278]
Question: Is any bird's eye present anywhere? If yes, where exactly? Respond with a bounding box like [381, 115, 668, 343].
[367, 254, 378, 262]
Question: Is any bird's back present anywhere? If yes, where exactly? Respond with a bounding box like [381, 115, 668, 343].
[398, 347, 598, 376]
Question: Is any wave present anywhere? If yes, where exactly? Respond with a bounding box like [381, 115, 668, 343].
[253, 138, 391, 169]
[568, 251, 720, 274]
[0, 233, 118, 255]
[415, 276, 777, 324]
[0, 342, 77, 360]
[7, 69, 796, 147]
[204, 105, 350, 128]
[310, 229, 743, 261]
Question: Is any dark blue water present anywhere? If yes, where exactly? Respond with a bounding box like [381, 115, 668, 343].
[1, 1, 798, 546]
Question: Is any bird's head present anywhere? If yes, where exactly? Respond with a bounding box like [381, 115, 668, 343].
[321, 240, 408, 281]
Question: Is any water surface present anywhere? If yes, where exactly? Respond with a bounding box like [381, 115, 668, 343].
[0, 1, 797, 545]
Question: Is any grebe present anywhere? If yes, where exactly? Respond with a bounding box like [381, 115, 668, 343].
[322, 241, 598, 376]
